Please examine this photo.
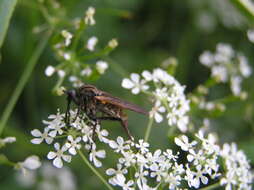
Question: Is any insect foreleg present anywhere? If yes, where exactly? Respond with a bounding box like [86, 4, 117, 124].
[65, 96, 72, 125]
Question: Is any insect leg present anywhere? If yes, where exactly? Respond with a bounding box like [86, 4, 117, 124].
[96, 116, 134, 141]
[73, 106, 81, 123]
[65, 96, 72, 125]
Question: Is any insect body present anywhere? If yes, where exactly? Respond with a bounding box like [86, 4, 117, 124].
[65, 84, 148, 140]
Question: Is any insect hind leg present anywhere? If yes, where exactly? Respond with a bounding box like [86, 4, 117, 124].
[96, 116, 134, 141]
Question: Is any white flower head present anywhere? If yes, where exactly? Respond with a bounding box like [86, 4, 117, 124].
[108, 38, 118, 49]
[31, 128, 53, 144]
[112, 174, 134, 190]
[174, 135, 197, 151]
[247, 28, 254, 43]
[96, 60, 108, 74]
[17, 155, 41, 175]
[45, 65, 55, 77]
[89, 144, 106, 168]
[57, 70, 66, 78]
[122, 73, 149, 94]
[109, 136, 130, 154]
[47, 143, 72, 168]
[61, 30, 73, 47]
[85, 7, 96, 25]
[0, 136, 16, 146]
[199, 51, 214, 67]
[149, 101, 166, 123]
[81, 66, 92, 77]
[65, 135, 82, 155]
[135, 139, 149, 154]
[86, 36, 98, 51]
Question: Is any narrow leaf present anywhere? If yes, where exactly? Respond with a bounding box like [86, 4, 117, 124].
[0, 0, 18, 49]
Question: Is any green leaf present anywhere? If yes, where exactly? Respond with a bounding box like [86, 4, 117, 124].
[0, 0, 18, 49]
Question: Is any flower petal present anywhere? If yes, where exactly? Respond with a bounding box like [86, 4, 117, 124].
[53, 157, 63, 168]
[122, 79, 134, 89]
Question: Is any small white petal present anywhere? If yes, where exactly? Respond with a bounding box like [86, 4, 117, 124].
[122, 79, 134, 89]
[23, 156, 41, 170]
[47, 152, 56, 160]
[31, 129, 42, 137]
[106, 168, 115, 176]
[54, 143, 60, 150]
[96, 150, 106, 158]
[69, 147, 77, 155]
[62, 155, 72, 163]
[53, 157, 63, 168]
[130, 73, 140, 83]
[45, 137, 53, 144]
[154, 112, 163, 123]
[31, 138, 43, 144]
[131, 87, 140, 94]
[45, 66, 55, 76]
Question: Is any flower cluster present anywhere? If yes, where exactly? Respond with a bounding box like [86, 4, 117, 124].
[122, 68, 190, 132]
[106, 131, 253, 190]
[220, 143, 253, 190]
[44, 6, 118, 92]
[31, 109, 108, 168]
[30, 108, 253, 189]
[199, 43, 252, 96]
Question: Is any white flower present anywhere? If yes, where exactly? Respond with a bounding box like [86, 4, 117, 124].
[86, 36, 98, 51]
[199, 51, 214, 67]
[47, 143, 72, 168]
[17, 155, 41, 175]
[247, 29, 254, 43]
[122, 73, 149, 94]
[191, 165, 209, 188]
[89, 145, 106, 167]
[65, 136, 81, 155]
[187, 149, 205, 165]
[45, 65, 55, 77]
[61, 30, 73, 46]
[57, 70, 66, 78]
[230, 76, 242, 96]
[174, 135, 197, 151]
[135, 139, 149, 154]
[96, 126, 109, 143]
[106, 164, 128, 176]
[220, 171, 237, 190]
[238, 55, 252, 77]
[149, 101, 166, 123]
[211, 65, 228, 82]
[96, 60, 108, 74]
[43, 111, 65, 137]
[108, 38, 118, 48]
[106, 164, 128, 185]
[109, 136, 130, 154]
[31, 128, 53, 144]
[0, 136, 16, 146]
[85, 7, 96, 25]
[119, 151, 136, 167]
[81, 66, 92, 76]
[113, 174, 134, 190]
[142, 70, 153, 81]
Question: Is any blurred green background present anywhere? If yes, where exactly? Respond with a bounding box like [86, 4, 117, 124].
[0, 0, 254, 189]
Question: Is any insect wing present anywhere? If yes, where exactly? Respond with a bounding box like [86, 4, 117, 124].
[95, 95, 148, 115]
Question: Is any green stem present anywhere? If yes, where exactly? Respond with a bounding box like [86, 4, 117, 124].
[199, 182, 221, 190]
[78, 150, 114, 190]
[144, 117, 154, 142]
[0, 30, 52, 136]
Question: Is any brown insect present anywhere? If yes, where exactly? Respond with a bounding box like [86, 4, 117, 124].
[65, 84, 148, 140]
